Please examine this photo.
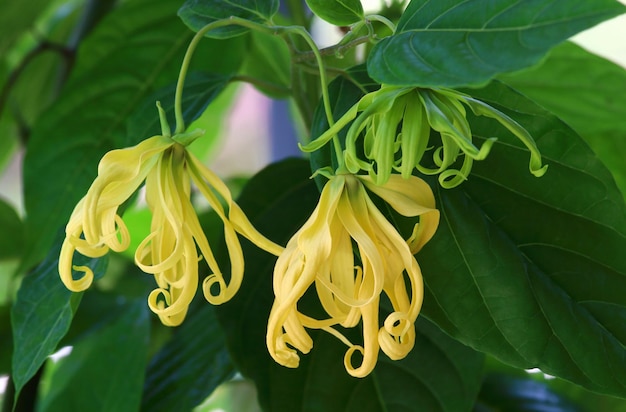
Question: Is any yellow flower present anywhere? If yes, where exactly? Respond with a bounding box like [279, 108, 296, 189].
[59, 134, 281, 326]
[266, 172, 439, 377]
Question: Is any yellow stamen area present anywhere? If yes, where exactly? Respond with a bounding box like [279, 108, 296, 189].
[266, 173, 439, 377]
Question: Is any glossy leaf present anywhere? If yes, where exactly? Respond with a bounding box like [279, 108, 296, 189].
[10, 239, 108, 397]
[415, 81, 626, 397]
[37, 299, 150, 412]
[215, 158, 484, 411]
[22, 0, 244, 270]
[367, 0, 626, 87]
[306, 0, 364, 26]
[500, 41, 626, 198]
[308, 67, 626, 397]
[178, 0, 279, 39]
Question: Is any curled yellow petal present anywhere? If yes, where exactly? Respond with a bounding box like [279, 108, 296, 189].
[267, 172, 439, 377]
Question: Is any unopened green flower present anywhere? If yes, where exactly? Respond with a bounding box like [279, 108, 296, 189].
[302, 85, 547, 188]
[59, 106, 281, 326]
[266, 172, 439, 377]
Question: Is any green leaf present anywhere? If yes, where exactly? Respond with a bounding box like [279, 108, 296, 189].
[306, 0, 364, 26]
[178, 0, 279, 39]
[22, 0, 244, 270]
[240, 31, 291, 98]
[0, 0, 50, 55]
[499, 41, 626, 199]
[367, 0, 626, 87]
[142, 302, 235, 412]
[0, 197, 22, 260]
[216, 158, 484, 411]
[10, 238, 107, 397]
[476, 374, 581, 412]
[37, 299, 150, 412]
[415, 81, 626, 397]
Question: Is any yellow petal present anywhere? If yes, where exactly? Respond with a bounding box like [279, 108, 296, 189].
[359, 174, 440, 254]
[82, 135, 173, 247]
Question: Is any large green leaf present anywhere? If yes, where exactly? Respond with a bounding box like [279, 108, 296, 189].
[215, 158, 484, 411]
[36, 299, 150, 412]
[307, 67, 626, 397]
[22, 0, 244, 270]
[414, 81, 626, 397]
[178, 0, 279, 39]
[499, 42, 626, 198]
[367, 0, 626, 87]
[10, 239, 107, 397]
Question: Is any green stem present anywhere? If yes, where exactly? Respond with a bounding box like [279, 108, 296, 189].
[173, 18, 276, 134]
[174, 17, 344, 168]
[292, 34, 371, 63]
[282, 26, 344, 168]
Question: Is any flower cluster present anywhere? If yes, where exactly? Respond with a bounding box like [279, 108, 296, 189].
[301, 86, 547, 188]
[267, 172, 439, 377]
[59, 108, 281, 326]
[61, 79, 545, 377]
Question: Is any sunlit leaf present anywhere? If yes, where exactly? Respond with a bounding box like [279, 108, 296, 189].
[367, 0, 626, 87]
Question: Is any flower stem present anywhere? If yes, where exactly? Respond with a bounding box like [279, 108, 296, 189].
[174, 17, 343, 168]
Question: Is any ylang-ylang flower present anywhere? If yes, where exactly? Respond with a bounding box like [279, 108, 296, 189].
[59, 104, 281, 326]
[301, 85, 547, 188]
[266, 171, 439, 377]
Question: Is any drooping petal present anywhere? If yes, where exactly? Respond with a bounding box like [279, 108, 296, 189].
[359, 174, 440, 254]
[266, 175, 345, 368]
[138, 146, 198, 326]
[82, 135, 173, 247]
[267, 172, 439, 377]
